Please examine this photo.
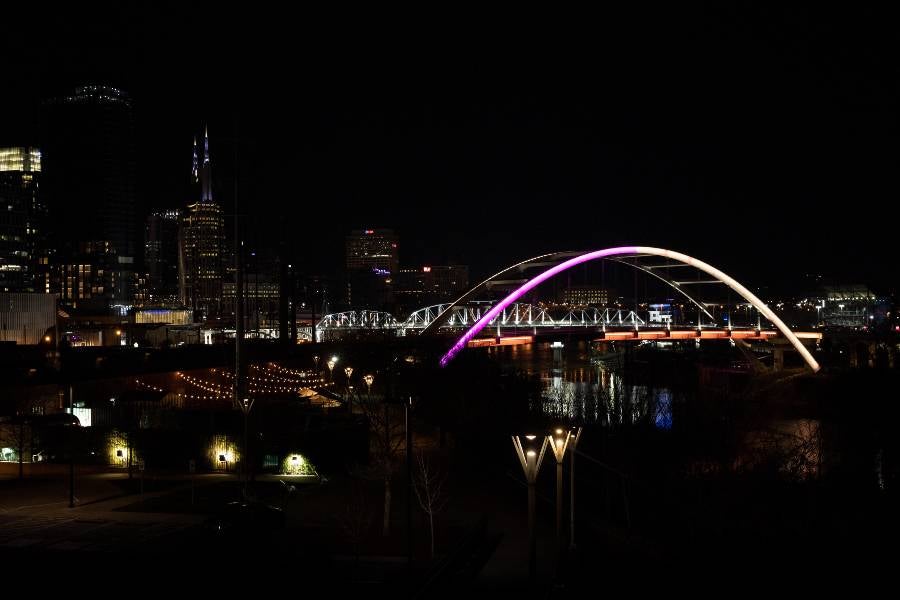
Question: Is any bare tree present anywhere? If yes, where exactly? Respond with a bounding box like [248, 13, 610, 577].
[413, 451, 447, 559]
[356, 390, 406, 537]
[336, 483, 374, 578]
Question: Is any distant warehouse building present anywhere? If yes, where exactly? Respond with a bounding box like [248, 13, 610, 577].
[134, 307, 193, 325]
[559, 286, 609, 307]
[0, 292, 56, 344]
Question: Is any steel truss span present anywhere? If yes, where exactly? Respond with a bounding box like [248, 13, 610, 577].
[316, 303, 648, 333]
[439, 247, 821, 372]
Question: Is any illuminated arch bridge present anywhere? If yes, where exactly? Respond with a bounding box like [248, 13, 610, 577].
[316, 247, 821, 372]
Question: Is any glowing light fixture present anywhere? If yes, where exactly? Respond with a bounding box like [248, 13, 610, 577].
[512, 433, 549, 578]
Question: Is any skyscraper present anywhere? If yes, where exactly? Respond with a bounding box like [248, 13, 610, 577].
[41, 85, 137, 305]
[179, 129, 224, 319]
[0, 147, 47, 292]
[345, 229, 399, 310]
[144, 209, 181, 305]
[345, 228, 399, 273]
[394, 264, 469, 310]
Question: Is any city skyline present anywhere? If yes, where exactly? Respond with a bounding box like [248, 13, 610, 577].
[1, 6, 898, 588]
[2, 6, 897, 293]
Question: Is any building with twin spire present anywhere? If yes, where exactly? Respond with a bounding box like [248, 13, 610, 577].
[179, 127, 225, 320]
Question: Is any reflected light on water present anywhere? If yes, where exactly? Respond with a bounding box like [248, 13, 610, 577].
[497, 340, 679, 429]
[538, 358, 676, 429]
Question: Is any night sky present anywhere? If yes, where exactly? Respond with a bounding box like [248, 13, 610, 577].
[3, 5, 897, 292]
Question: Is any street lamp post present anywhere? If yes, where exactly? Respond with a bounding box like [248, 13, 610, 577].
[67, 384, 75, 507]
[344, 366, 353, 390]
[240, 397, 255, 498]
[363, 374, 374, 401]
[313, 355, 320, 376]
[68, 424, 75, 508]
[512, 434, 548, 580]
[405, 395, 413, 571]
[569, 426, 583, 551]
[327, 357, 337, 381]
[344, 366, 354, 412]
[548, 428, 571, 551]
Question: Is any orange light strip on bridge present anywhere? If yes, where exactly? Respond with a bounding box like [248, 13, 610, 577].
[590, 329, 822, 341]
[467, 330, 822, 346]
[467, 335, 534, 348]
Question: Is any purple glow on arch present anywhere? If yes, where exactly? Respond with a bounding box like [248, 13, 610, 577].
[439, 246, 821, 372]
[439, 247, 640, 367]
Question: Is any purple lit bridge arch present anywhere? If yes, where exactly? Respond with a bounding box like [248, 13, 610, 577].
[435, 246, 821, 372]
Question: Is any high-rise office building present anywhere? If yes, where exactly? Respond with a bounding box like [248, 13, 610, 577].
[345, 228, 399, 273]
[144, 209, 181, 305]
[41, 85, 137, 305]
[0, 147, 47, 292]
[395, 264, 469, 309]
[223, 246, 281, 332]
[179, 129, 224, 319]
[345, 228, 399, 310]
[57, 240, 119, 309]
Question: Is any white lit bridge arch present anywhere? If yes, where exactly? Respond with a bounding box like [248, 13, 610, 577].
[437, 246, 821, 372]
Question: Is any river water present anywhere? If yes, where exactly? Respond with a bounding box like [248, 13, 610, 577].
[485, 340, 678, 429]
[484, 339, 833, 481]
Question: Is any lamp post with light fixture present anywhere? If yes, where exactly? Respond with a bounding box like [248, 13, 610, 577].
[548, 428, 571, 550]
[344, 366, 354, 410]
[363, 374, 374, 402]
[240, 397, 255, 497]
[569, 426, 582, 551]
[512, 433, 548, 579]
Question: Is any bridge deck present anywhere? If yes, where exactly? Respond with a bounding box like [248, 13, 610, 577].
[466, 329, 822, 348]
[593, 329, 822, 341]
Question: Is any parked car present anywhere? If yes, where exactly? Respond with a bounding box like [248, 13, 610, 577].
[204, 501, 286, 539]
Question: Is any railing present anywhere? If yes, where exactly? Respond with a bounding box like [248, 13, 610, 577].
[318, 304, 692, 332]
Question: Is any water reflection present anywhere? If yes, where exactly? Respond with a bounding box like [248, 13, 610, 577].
[494, 341, 677, 429]
[491, 341, 888, 487]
